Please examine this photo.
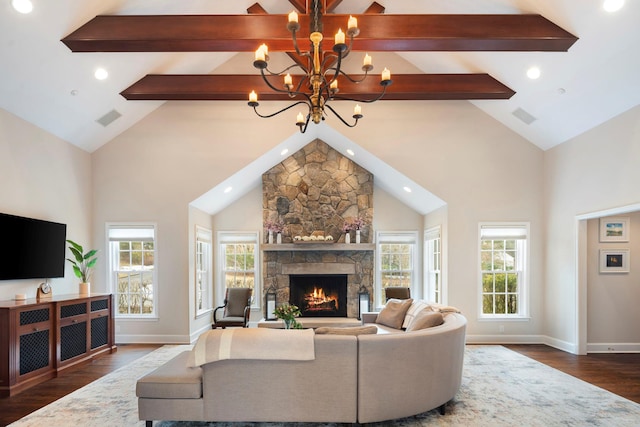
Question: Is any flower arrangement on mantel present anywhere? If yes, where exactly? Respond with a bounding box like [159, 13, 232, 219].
[265, 219, 285, 234]
[342, 216, 367, 244]
[273, 303, 303, 329]
[342, 216, 366, 232]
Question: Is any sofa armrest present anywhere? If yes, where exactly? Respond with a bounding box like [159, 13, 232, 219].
[361, 312, 378, 324]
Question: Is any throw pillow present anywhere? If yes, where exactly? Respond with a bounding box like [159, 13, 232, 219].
[315, 325, 378, 335]
[376, 298, 414, 329]
[402, 300, 433, 329]
[406, 310, 444, 332]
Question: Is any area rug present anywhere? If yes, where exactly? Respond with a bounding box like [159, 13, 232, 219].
[9, 345, 640, 427]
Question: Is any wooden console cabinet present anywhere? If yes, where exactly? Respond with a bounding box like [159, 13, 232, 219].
[0, 294, 116, 397]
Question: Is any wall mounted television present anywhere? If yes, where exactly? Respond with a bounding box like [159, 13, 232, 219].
[0, 213, 67, 280]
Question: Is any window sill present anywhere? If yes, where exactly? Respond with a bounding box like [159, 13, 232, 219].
[477, 316, 531, 322]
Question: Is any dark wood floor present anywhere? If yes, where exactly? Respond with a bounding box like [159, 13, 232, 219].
[0, 344, 161, 426]
[1, 344, 639, 426]
[504, 344, 640, 404]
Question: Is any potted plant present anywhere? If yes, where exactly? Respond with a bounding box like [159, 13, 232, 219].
[66, 239, 98, 295]
[273, 303, 302, 329]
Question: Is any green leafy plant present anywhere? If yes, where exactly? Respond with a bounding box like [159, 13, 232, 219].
[66, 239, 98, 283]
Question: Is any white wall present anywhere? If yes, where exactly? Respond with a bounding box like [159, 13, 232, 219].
[544, 105, 640, 353]
[89, 99, 544, 343]
[586, 212, 640, 351]
[0, 108, 92, 300]
[342, 101, 546, 341]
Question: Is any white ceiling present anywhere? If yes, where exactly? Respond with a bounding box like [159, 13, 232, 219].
[1, 0, 638, 155]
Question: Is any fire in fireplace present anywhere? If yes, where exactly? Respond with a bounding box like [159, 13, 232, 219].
[289, 274, 348, 317]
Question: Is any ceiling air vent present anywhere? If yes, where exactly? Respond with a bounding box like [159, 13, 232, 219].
[512, 107, 536, 125]
[96, 109, 122, 127]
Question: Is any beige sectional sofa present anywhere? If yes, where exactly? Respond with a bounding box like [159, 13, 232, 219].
[136, 304, 466, 425]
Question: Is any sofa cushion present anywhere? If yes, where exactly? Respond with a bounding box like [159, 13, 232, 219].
[402, 300, 433, 329]
[376, 298, 413, 329]
[405, 310, 444, 331]
[136, 351, 202, 399]
[315, 325, 378, 335]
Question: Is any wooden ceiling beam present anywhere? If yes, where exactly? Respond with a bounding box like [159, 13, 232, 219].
[120, 74, 515, 101]
[61, 14, 577, 53]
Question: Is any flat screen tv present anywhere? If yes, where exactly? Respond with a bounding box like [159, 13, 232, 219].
[0, 213, 67, 280]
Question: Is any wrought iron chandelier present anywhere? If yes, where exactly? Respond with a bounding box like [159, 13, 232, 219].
[247, 0, 392, 133]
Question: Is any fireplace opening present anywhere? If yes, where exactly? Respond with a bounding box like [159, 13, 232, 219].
[289, 274, 348, 317]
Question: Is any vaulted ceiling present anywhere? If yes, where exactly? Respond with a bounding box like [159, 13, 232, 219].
[1, 0, 638, 152]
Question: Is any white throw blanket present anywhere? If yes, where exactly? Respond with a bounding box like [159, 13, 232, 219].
[188, 328, 315, 367]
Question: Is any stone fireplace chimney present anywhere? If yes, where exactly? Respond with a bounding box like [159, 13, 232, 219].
[261, 139, 374, 318]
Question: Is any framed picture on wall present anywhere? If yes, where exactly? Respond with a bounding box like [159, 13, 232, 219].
[599, 217, 630, 242]
[599, 249, 630, 273]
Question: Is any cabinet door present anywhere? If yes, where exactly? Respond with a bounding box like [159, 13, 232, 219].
[58, 301, 88, 363]
[16, 305, 54, 379]
[90, 297, 110, 350]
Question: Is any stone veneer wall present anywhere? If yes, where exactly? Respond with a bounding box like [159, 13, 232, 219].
[262, 139, 373, 243]
[262, 139, 374, 318]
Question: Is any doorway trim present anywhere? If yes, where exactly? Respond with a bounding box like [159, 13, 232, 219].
[575, 202, 640, 354]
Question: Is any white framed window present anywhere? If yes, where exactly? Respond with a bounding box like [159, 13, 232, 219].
[424, 226, 442, 304]
[376, 231, 418, 309]
[195, 226, 213, 317]
[479, 223, 529, 318]
[107, 224, 157, 318]
[217, 232, 259, 309]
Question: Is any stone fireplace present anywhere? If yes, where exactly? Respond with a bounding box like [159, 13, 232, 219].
[262, 139, 374, 318]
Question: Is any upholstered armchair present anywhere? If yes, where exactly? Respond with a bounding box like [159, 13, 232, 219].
[384, 286, 411, 302]
[212, 288, 252, 329]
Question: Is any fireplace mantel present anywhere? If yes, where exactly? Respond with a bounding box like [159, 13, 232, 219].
[262, 243, 375, 252]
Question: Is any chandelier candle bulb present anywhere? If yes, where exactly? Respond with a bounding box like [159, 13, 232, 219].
[296, 112, 305, 124]
[284, 74, 292, 86]
[249, 91, 258, 103]
[363, 53, 372, 66]
[288, 11, 298, 23]
[382, 68, 391, 81]
[335, 29, 345, 45]
[353, 104, 362, 116]
[255, 48, 265, 62]
[348, 16, 358, 30]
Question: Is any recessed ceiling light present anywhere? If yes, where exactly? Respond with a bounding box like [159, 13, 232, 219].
[11, 0, 33, 14]
[280, 148, 289, 156]
[224, 186, 233, 194]
[403, 186, 412, 193]
[346, 149, 355, 156]
[94, 68, 109, 80]
[603, 0, 624, 12]
[526, 66, 541, 80]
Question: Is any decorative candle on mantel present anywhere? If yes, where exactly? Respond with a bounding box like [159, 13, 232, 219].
[249, 90, 258, 103]
[381, 68, 391, 82]
[288, 11, 298, 23]
[363, 53, 372, 67]
[335, 28, 345, 45]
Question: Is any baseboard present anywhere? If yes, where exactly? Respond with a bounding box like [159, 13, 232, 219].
[541, 335, 578, 354]
[189, 324, 212, 344]
[466, 334, 546, 345]
[587, 342, 640, 353]
[115, 334, 192, 344]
